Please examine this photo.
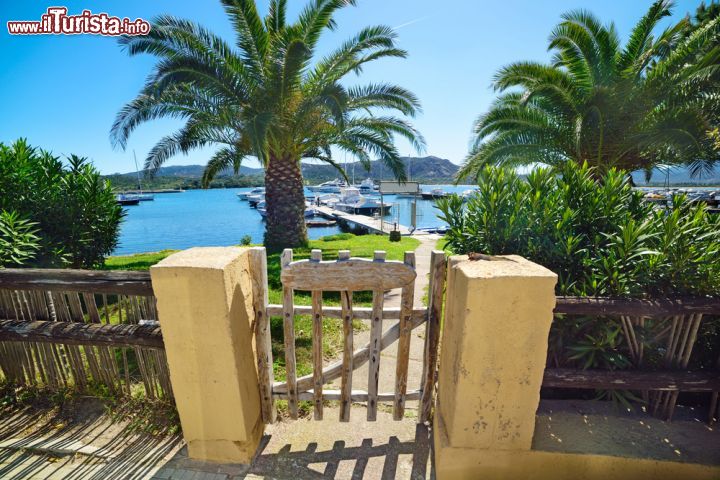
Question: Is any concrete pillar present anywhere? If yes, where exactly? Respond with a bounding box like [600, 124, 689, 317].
[434, 255, 557, 478]
[150, 247, 263, 464]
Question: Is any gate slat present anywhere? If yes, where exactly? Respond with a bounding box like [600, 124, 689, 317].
[250, 248, 275, 424]
[420, 251, 446, 423]
[367, 251, 386, 421]
[281, 249, 298, 419]
[311, 249, 324, 420]
[340, 286, 353, 422]
[367, 291, 384, 421]
[394, 251, 416, 420]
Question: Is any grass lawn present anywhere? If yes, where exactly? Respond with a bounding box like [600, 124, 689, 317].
[104, 233, 421, 395]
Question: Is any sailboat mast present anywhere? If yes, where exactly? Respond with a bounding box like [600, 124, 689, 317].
[133, 151, 142, 193]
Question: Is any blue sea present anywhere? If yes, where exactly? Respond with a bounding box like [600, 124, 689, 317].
[113, 185, 474, 255]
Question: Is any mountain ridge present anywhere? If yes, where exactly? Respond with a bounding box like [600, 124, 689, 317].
[106, 156, 460, 184]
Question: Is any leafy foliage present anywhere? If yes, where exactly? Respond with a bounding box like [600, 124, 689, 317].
[438, 163, 720, 377]
[439, 163, 720, 298]
[0, 139, 124, 268]
[459, 0, 720, 180]
[0, 211, 40, 268]
[111, 0, 424, 248]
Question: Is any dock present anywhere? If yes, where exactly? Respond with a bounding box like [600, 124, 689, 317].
[314, 205, 413, 235]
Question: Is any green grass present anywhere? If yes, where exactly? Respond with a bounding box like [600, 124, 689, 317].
[103, 233, 421, 396]
[103, 250, 178, 271]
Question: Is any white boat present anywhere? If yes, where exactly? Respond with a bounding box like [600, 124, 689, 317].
[237, 187, 265, 200]
[116, 194, 140, 206]
[247, 193, 265, 207]
[308, 179, 347, 193]
[136, 193, 154, 201]
[334, 187, 392, 216]
[357, 178, 377, 194]
[420, 188, 447, 200]
[257, 201, 318, 218]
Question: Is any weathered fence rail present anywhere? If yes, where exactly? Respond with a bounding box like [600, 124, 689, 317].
[549, 295, 720, 422]
[555, 296, 720, 316]
[0, 269, 153, 295]
[543, 368, 720, 392]
[0, 319, 163, 349]
[0, 268, 171, 401]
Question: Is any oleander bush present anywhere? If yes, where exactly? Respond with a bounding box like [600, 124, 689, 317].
[0, 139, 124, 268]
[0, 211, 40, 268]
[437, 162, 720, 380]
[438, 162, 720, 297]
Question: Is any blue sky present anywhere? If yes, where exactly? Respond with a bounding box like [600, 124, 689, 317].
[0, 0, 705, 174]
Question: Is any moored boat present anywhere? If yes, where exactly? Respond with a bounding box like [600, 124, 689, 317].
[237, 187, 265, 200]
[308, 179, 347, 193]
[116, 194, 140, 206]
[357, 178, 377, 194]
[334, 187, 391, 216]
[420, 188, 448, 200]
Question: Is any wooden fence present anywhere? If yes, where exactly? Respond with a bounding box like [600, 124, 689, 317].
[1, 266, 718, 424]
[546, 296, 720, 422]
[258, 248, 446, 424]
[0, 269, 171, 401]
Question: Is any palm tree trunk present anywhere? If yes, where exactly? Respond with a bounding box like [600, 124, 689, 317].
[264, 156, 308, 252]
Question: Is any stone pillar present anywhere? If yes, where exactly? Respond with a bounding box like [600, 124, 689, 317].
[434, 255, 557, 478]
[150, 247, 263, 464]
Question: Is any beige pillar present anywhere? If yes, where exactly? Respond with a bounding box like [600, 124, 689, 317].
[434, 255, 557, 478]
[150, 247, 263, 464]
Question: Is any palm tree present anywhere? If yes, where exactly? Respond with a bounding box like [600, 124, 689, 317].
[458, 0, 720, 181]
[111, 0, 424, 251]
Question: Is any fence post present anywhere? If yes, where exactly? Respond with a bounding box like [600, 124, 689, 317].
[150, 247, 263, 464]
[433, 254, 557, 478]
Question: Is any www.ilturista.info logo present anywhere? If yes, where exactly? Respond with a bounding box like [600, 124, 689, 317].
[7, 7, 151, 36]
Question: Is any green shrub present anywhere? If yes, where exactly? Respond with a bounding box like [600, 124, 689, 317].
[0, 211, 40, 268]
[0, 139, 124, 268]
[437, 162, 720, 297]
[240, 234, 253, 246]
[437, 163, 720, 378]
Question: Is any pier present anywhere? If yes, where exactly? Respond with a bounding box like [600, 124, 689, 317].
[314, 205, 413, 235]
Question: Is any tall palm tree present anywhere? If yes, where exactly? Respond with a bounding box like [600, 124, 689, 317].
[111, 0, 424, 251]
[458, 0, 720, 181]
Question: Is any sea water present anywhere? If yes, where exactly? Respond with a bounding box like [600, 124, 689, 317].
[113, 185, 474, 255]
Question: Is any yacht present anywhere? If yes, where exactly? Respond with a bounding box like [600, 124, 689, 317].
[237, 187, 265, 200]
[247, 193, 265, 207]
[308, 179, 347, 193]
[420, 188, 448, 200]
[357, 178, 378, 195]
[257, 201, 318, 219]
[334, 187, 392, 216]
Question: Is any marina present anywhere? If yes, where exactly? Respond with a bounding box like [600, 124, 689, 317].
[112, 184, 720, 256]
[113, 185, 472, 255]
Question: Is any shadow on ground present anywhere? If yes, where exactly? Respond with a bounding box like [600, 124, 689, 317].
[0, 399, 182, 480]
[158, 422, 434, 479]
[253, 423, 432, 479]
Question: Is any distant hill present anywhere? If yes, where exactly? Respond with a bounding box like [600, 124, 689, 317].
[631, 166, 720, 186]
[301, 156, 458, 183]
[105, 156, 459, 189]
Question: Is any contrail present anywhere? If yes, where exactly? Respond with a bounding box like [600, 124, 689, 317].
[393, 16, 428, 31]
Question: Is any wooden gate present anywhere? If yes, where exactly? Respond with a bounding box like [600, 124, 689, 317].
[249, 247, 446, 424]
